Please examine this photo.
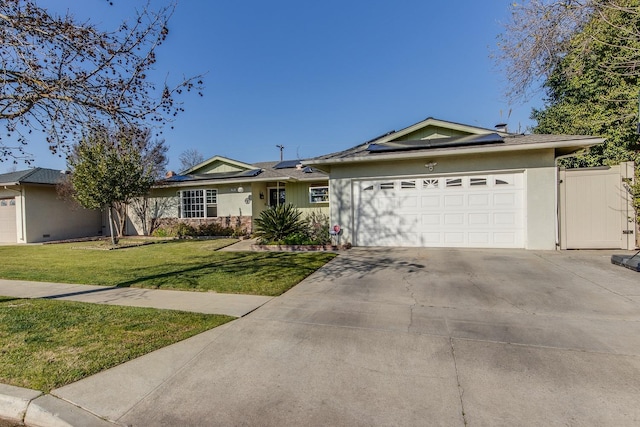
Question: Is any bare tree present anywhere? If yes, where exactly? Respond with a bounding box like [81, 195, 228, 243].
[0, 0, 203, 163]
[496, 0, 640, 101]
[179, 148, 205, 172]
[130, 188, 177, 236]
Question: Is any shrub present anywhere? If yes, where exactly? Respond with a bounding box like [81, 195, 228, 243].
[304, 210, 331, 245]
[197, 222, 234, 237]
[176, 222, 196, 238]
[152, 227, 170, 238]
[282, 232, 313, 245]
[254, 204, 306, 243]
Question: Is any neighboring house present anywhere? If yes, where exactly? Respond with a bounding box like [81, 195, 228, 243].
[126, 156, 329, 235]
[306, 117, 606, 250]
[0, 168, 102, 244]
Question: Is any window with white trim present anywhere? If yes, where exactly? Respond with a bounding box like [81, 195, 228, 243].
[495, 175, 514, 186]
[470, 177, 487, 186]
[423, 178, 439, 189]
[309, 186, 329, 203]
[179, 189, 218, 218]
[400, 180, 416, 189]
[206, 189, 218, 217]
[446, 178, 463, 188]
[380, 182, 395, 190]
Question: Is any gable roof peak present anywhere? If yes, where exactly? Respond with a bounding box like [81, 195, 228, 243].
[180, 155, 256, 175]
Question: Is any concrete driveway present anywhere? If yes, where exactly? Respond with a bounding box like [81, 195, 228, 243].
[54, 248, 640, 426]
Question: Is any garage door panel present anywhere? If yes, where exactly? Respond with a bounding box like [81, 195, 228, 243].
[494, 212, 516, 225]
[444, 213, 464, 225]
[421, 214, 441, 225]
[494, 192, 517, 206]
[0, 198, 17, 243]
[354, 173, 524, 248]
[444, 232, 464, 244]
[469, 194, 490, 206]
[398, 196, 418, 209]
[444, 195, 464, 207]
[468, 232, 490, 244]
[494, 233, 517, 244]
[469, 213, 490, 225]
[421, 196, 441, 208]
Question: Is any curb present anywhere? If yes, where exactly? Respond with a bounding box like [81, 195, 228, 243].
[0, 384, 119, 427]
[0, 383, 42, 423]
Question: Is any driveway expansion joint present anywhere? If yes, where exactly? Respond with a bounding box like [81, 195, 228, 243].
[449, 338, 468, 426]
[403, 274, 419, 333]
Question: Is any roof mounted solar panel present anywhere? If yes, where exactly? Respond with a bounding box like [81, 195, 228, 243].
[165, 168, 263, 182]
[273, 160, 304, 169]
[367, 133, 504, 153]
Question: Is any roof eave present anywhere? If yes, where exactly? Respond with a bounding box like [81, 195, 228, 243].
[154, 175, 298, 189]
[373, 117, 512, 145]
[306, 137, 605, 166]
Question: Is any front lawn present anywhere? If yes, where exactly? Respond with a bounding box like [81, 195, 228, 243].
[0, 296, 234, 392]
[0, 240, 336, 296]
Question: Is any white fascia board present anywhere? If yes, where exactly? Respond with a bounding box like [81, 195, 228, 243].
[375, 118, 509, 144]
[180, 156, 256, 175]
[153, 176, 298, 189]
[306, 137, 605, 166]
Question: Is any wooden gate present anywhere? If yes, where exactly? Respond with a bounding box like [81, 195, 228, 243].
[559, 162, 636, 249]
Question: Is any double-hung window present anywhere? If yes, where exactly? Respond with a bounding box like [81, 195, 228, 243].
[179, 189, 217, 218]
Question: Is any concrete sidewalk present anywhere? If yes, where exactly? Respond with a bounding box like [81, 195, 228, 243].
[0, 278, 273, 426]
[0, 279, 272, 317]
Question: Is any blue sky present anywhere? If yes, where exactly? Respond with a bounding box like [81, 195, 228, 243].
[7, 0, 543, 173]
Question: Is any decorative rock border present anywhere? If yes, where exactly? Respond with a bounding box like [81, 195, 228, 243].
[251, 244, 351, 252]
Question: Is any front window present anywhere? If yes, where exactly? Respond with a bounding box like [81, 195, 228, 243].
[206, 189, 217, 217]
[309, 186, 329, 203]
[179, 189, 217, 218]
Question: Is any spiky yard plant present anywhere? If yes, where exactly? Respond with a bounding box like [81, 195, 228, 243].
[254, 203, 306, 244]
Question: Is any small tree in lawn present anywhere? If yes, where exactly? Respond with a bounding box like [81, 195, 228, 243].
[68, 126, 158, 244]
[127, 130, 170, 235]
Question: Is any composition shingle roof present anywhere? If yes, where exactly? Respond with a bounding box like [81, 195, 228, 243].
[308, 133, 604, 164]
[161, 160, 327, 185]
[0, 167, 67, 185]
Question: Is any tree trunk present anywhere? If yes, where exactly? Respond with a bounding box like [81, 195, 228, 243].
[107, 205, 117, 245]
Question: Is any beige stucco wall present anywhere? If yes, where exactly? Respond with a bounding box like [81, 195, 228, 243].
[325, 149, 558, 250]
[284, 181, 330, 218]
[21, 185, 102, 243]
[128, 184, 254, 235]
[131, 181, 330, 235]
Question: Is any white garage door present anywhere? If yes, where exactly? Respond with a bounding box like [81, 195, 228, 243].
[354, 173, 525, 248]
[0, 198, 17, 243]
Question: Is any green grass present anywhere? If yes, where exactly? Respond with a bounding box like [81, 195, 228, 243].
[0, 240, 337, 296]
[0, 297, 234, 392]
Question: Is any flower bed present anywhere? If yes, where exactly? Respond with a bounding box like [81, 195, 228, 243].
[251, 243, 351, 252]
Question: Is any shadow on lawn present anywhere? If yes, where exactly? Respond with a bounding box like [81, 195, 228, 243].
[112, 252, 330, 291]
[0, 296, 24, 304]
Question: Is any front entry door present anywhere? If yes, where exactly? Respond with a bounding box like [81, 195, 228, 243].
[269, 188, 286, 207]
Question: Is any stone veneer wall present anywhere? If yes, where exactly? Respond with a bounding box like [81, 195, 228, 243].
[156, 216, 252, 235]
